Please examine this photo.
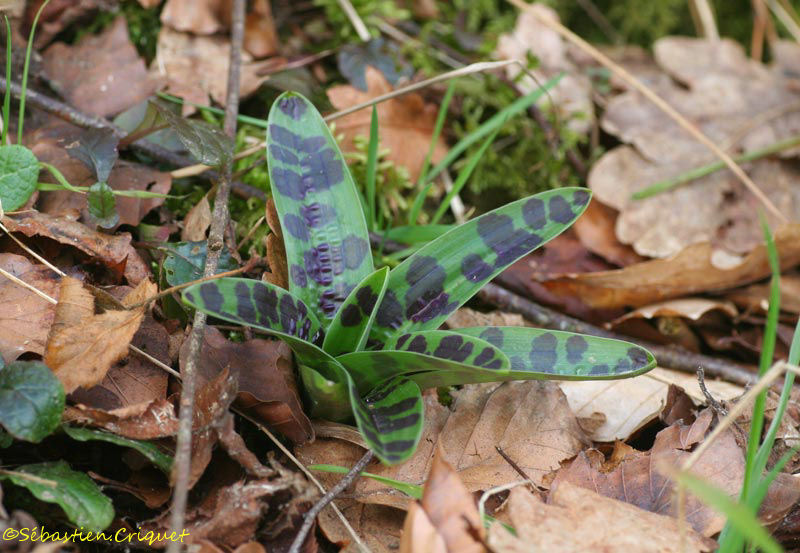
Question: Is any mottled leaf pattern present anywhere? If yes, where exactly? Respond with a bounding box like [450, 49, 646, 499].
[368, 187, 591, 347]
[323, 266, 389, 356]
[336, 364, 423, 465]
[181, 278, 329, 366]
[453, 327, 656, 380]
[388, 330, 509, 371]
[266, 92, 373, 323]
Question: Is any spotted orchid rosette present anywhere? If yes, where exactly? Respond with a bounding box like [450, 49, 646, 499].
[182, 92, 656, 464]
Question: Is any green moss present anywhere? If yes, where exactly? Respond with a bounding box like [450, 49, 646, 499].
[70, 2, 161, 61]
[312, 0, 410, 42]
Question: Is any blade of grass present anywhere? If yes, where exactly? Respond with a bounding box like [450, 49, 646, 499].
[365, 105, 379, 231]
[2, 16, 11, 146]
[632, 134, 800, 200]
[18, 0, 50, 144]
[430, 122, 503, 224]
[156, 92, 270, 129]
[309, 464, 422, 499]
[407, 82, 455, 225]
[675, 471, 783, 553]
[423, 73, 563, 187]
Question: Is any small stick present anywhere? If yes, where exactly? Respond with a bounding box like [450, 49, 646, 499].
[336, 0, 371, 42]
[697, 367, 727, 416]
[505, 0, 786, 223]
[288, 450, 375, 553]
[495, 446, 536, 485]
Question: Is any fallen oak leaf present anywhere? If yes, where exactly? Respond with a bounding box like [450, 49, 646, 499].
[63, 398, 180, 440]
[44, 276, 155, 394]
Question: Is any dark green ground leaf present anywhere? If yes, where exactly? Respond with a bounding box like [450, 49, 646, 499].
[62, 426, 172, 473]
[87, 181, 119, 228]
[65, 127, 119, 183]
[0, 461, 114, 532]
[0, 144, 39, 211]
[338, 38, 413, 91]
[323, 266, 389, 356]
[0, 361, 64, 443]
[152, 102, 233, 166]
[266, 92, 373, 323]
[368, 187, 592, 347]
[162, 241, 237, 287]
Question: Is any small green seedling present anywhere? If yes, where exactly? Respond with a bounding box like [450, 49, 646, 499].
[182, 92, 657, 464]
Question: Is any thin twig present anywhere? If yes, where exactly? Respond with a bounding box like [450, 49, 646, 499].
[166, 0, 246, 549]
[505, 0, 786, 223]
[336, 0, 371, 42]
[288, 450, 374, 553]
[697, 367, 727, 416]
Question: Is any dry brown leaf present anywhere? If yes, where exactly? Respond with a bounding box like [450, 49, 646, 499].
[299, 381, 587, 510]
[488, 484, 715, 553]
[161, 0, 229, 34]
[63, 398, 180, 440]
[495, 4, 594, 134]
[399, 446, 486, 553]
[180, 326, 312, 444]
[3, 211, 151, 284]
[593, 37, 800, 258]
[725, 274, 800, 315]
[182, 194, 212, 242]
[45, 277, 153, 394]
[153, 26, 276, 108]
[244, 0, 278, 59]
[558, 367, 743, 442]
[542, 223, 800, 309]
[552, 409, 741, 536]
[571, 198, 645, 267]
[445, 307, 526, 329]
[327, 66, 448, 183]
[27, 0, 102, 48]
[610, 297, 738, 326]
[0, 254, 60, 362]
[263, 198, 289, 289]
[41, 17, 160, 117]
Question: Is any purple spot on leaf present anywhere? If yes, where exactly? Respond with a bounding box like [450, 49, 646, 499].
[479, 328, 503, 349]
[278, 96, 307, 119]
[627, 347, 649, 369]
[340, 304, 362, 326]
[375, 290, 403, 329]
[301, 136, 326, 153]
[461, 254, 493, 282]
[343, 235, 369, 269]
[200, 283, 223, 312]
[253, 284, 279, 325]
[565, 335, 588, 364]
[290, 265, 307, 288]
[356, 286, 378, 314]
[283, 213, 309, 241]
[234, 282, 256, 322]
[590, 364, 610, 375]
[548, 195, 575, 224]
[522, 197, 546, 230]
[301, 203, 335, 227]
[407, 335, 428, 353]
[272, 167, 305, 201]
[269, 144, 298, 165]
[530, 333, 557, 372]
[395, 334, 412, 349]
[573, 189, 590, 207]
[433, 335, 473, 362]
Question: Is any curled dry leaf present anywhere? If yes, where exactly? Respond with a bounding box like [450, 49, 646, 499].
[552, 409, 741, 536]
[571, 198, 645, 267]
[161, 0, 229, 35]
[3, 211, 151, 284]
[41, 17, 160, 117]
[299, 381, 587, 510]
[44, 277, 154, 394]
[724, 274, 800, 315]
[399, 445, 486, 553]
[0, 253, 60, 362]
[488, 484, 715, 553]
[592, 37, 800, 258]
[558, 367, 743, 442]
[181, 194, 212, 242]
[263, 198, 289, 289]
[63, 398, 180, 440]
[609, 297, 738, 326]
[327, 66, 448, 183]
[542, 223, 800, 309]
[495, 3, 594, 134]
[180, 326, 312, 444]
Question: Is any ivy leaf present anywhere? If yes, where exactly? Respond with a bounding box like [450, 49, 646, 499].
[87, 181, 119, 229]
[0, 361, 65, 443]
[0, 461, 114, 532]
[338, 38, 413, 91]
[62, 425, 172, 473]
[369, 188, 592, 347]
[65, 127, 119, 183]
[152, 102, 233, 166]
[0, 144, 39, 212]
[162, 241, 237, 287]
[266, 92, 373, 323]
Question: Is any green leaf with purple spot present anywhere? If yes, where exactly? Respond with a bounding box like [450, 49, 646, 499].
[451, 327, 656, 381]
[338, 330, 510, 393]
[266, 92, 372, 323]
[368, 187, 592, 347]
[181, 278, 329, 366]
[323, 266, 389, 356]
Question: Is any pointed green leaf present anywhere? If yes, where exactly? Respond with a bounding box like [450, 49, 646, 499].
[62, 425, 172, 474]
[297, 364, 352, 421]
[0, 461, 114, 532]
[266, 92, 373, 323]
[87, 181, 119, 228]
[0, 360, 64, 443]
[338, 330, 510, 394]
[0, 144, 39, 211]
[323, 266, 389, 356]
[182, 278, 328, 364]
[452, 326, 656, 380]
[369, 187, 592, 347]
[336, 364, 423, 465]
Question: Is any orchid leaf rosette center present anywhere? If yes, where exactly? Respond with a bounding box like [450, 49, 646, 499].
[182, 92, 656, 465]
